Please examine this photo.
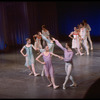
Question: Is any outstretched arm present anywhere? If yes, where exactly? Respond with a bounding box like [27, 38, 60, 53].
[36, 53, 45, 64]
[52, 38, 65, 51]
[50, 52, 64, 60]
[40, 32, 51, 44]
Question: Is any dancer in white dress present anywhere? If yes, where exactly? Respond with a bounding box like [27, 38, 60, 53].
[79, 23, 89, 55]
[41, 25, 50, 47]
[82, 20, 93, 50]
[33, 32, 42, 49]
[69, 27, 84, 56]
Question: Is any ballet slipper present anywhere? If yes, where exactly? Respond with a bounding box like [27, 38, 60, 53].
[34, 73, 40, 76]
[29, 72, 33, 76]
[54, 85, 59, 89]
[70, 83, 77, 87]
[63, 84, 66, 89]
[75, 53, 79, 55]
[47, 83, 53, 87]
[80, 53, 84, 56]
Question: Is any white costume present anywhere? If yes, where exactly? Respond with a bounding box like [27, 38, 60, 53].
[34, 37, 42, 49]
[80, 27, 89, 55]
[72, 31, 80, 49]
[42, 30, 50, 47]
[86, 24, 93, 50]
[71, 31, 83, 55]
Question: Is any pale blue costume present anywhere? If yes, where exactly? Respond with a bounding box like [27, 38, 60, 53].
[40, 34, 54, 53]
[23, 44, 34, 67]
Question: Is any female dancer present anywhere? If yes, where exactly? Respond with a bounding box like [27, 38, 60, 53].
[82, 20, 93, 50]
[52, 38, 77, 89]
[79, 22, 89, 55]
[20, 38, 40, 76]
[38, 32, 54, 76]
[69, 27, 84, 56]
[36, 46, 63, 89]
[41, 25, 50, 47]
[33, 32, 42, 49]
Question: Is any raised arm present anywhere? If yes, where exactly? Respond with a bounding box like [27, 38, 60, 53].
[52, 38, 65, 51]
[41, 34, 51, 44]
[36, 53, 45, 65]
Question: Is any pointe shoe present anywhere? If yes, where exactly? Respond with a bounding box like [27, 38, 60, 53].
[87, 53, 89, 55]
[75, 53, 79, 55]
[70, 83, 77, 87]
[54, 85, 59, 89]
[91, 48, 93, 50]
[34, 73, 40, 76]
[29, 72, 33, 76]
[80, 53, 84, 56]
[41, 73, 44, 76]
[47, 83, 53, 87]
[63, 84, 66, 89]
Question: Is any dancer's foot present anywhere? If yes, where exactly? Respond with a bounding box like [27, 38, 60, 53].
[70, 83, 77, 87]
[41, 72, 44, 76]
[29, 72, 33, 76]
[34, 73, 40, 76]
[87, 53, 89, 55]
[75, 52, 79, 55]
[63, 84, 66, 89]
[53, 85, 59, 89]
[80, 53, 84, 56]
[91, 48, 93, 50]
[47, 83, 53, 87]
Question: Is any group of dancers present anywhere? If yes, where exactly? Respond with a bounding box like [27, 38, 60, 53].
[69, 20, 93, 56]
[20, 20, 93, 89]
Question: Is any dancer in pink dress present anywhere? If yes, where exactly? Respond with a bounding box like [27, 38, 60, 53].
[36, 46, 63, 89]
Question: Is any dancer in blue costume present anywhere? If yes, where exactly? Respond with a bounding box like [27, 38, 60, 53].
[20, 38, 40, 76]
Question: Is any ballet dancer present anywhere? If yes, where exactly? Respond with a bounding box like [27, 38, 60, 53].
[82, 20, 93, 50]
[69, 27, 84, 56]
[79, 22, 89, 55]
[20, 38, 40, 76]
[33, 32, 42, 49]
[38, 32, 54, 76]
[36, 46, 63, 89]
[52, 38, 77, 89]
[41, 25, 50, 47]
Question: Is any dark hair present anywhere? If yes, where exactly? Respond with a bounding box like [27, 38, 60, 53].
[83, 19, 87, 23]
[26, 38, 30, 42]
[42, 25, 46, 28]
[80, 22, 84, 26]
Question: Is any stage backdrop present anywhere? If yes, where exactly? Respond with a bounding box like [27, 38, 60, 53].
[0, 1, 100, 51]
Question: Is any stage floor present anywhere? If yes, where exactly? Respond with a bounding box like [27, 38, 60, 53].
[0, 42, 100, 99]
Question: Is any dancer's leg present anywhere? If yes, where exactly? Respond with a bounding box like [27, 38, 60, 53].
[31, 64, 39, 76]
[63, 63, 72, 89]
[83, 39, 89, 55]
[69, 75, 77, 87]
[28, 66, 33, 75]
[87, 32, 93, 50]
[41, 65, 45, 76]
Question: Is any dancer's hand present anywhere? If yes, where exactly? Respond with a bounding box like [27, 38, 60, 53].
[39, 32, 42, 35]
[41, 62, 46, 65]
[24, 54, 28, 57]
[52, 37, 56, 41]
[36, 48, 39, 51]
[60, 56, 64, 60]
